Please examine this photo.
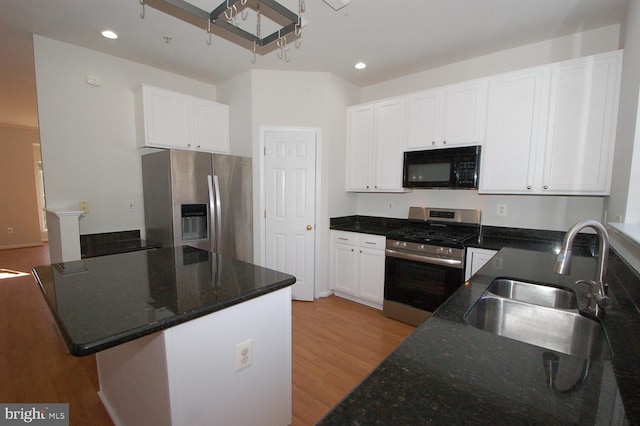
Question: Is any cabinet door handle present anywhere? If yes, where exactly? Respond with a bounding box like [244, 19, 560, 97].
[527, 185, 532, 190]
[338, 237, 349, 241]
[543, 185, 549, 189]
[432, 141, 436, 145]
[364, 241, 377, 245]
[306, 225, 313, 230]
[443, 140, 447, 145]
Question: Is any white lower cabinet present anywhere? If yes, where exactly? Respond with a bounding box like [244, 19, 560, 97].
[465, 247, 498, 281]
[331, 230, 385, 309]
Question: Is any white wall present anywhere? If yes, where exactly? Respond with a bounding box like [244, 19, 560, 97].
[218, 70, 359, 296]
[357, 191, 605, 232]
[33, 36, 219, 236]
[361, 25, 621, 102]
[217, 72, 253, 158]
[0, 126, 42, 248]
[608, 0, 640, 224]
[247, 69, 359, 296]
[353, 25, 622, 231]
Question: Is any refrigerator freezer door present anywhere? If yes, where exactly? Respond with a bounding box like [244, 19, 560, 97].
[170, 150, 214, 248]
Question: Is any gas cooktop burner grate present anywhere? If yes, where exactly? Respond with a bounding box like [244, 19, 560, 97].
[387, 227, 479, 248]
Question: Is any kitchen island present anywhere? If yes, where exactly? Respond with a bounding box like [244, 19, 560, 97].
[319, 247, 640, 425]
[32, 246, 296, 426]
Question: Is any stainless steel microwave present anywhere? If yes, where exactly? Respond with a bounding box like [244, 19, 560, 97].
[403, 146, 481, 189]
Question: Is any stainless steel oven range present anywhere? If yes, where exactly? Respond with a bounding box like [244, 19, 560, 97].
[383, 207, 482, 326]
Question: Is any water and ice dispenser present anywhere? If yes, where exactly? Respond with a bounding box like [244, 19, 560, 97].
[181, 204, 207, 242]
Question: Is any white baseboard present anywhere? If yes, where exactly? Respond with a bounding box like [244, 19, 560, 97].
[0, 242, 44, 250]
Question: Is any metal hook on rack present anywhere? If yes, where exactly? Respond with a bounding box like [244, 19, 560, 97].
[294, 16, 302, 48]
[139, 0, 146, 19]
[224, 2, 238, 23]
[294, 0, 305, 48]
[277, 32, 291, 63]
[238, 0, 249, 21]
[206, 19, 213, 46]
[250, 41, 257, 64]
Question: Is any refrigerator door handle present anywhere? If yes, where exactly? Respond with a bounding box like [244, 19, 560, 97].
[207, 175, 217, 253]
[209, 175, 222, 254]
[213, 175, 222, 254]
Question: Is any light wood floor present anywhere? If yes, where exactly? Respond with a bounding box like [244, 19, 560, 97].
[0, 245, 415, 425]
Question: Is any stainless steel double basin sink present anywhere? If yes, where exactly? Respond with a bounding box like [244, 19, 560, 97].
[464, 278, 612, 360]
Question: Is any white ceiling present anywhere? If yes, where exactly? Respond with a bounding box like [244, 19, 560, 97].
[0, 0, 629, 128]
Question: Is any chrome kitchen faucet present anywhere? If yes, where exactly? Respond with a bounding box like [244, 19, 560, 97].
[553, 220, 613, 317]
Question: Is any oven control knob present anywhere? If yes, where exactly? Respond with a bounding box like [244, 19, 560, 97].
[401, 242, 407, 249]
[418, 244, 425, 251]
[447, 248, 453, 255]
[436, 247, 443, 254]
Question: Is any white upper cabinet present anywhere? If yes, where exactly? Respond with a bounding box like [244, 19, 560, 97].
[480, 68, 550, 193]
[542, 52, 621, 194]
[346, 105, 375, 191]
[136, 84, 230, 154]
[406, 80, 486, 150]
[192, 98, 230, 154]
[480, 51, 622, 195]
[346, 98, 406, 192]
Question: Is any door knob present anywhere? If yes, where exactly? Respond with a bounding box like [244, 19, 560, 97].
[306, 225, 313, 230]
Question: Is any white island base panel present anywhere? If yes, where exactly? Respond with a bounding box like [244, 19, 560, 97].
[96, 287, 292, 426]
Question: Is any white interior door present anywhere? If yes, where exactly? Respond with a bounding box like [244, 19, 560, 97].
[264, 129, 317, 301]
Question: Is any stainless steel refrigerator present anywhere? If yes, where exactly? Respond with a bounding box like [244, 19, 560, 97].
[141, 149, 253, 263]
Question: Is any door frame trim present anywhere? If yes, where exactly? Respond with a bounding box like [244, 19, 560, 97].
[259, 126, 322, 299]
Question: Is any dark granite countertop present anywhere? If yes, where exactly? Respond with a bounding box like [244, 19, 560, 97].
[32, 246, 296, 356]
[80, 230, 161, 258]
[330, 215, 597, 256]
[329, 215, 408, 236]
[319, 247, 640, 425]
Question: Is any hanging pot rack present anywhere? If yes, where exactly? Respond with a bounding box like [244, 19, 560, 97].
[140, 0, 304, 59]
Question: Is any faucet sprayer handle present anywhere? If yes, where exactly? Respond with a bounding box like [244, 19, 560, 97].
[596, 294, 613, 310]
[575, 280, 613, 313]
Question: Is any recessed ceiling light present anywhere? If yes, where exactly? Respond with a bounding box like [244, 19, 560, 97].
[354, 62, 367, 70]
[101, 30, 118, 40]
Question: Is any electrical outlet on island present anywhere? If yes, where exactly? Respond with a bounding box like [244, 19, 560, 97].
[235, 339, 253, 372]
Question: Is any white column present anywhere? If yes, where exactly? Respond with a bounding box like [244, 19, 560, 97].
[45, 209, 84, 263]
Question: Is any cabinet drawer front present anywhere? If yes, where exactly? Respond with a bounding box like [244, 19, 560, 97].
[359, 234, 385, 249]
[331, 231, 358, 245]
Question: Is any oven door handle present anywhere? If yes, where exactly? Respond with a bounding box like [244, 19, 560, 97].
[385, 248, 464, 269]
